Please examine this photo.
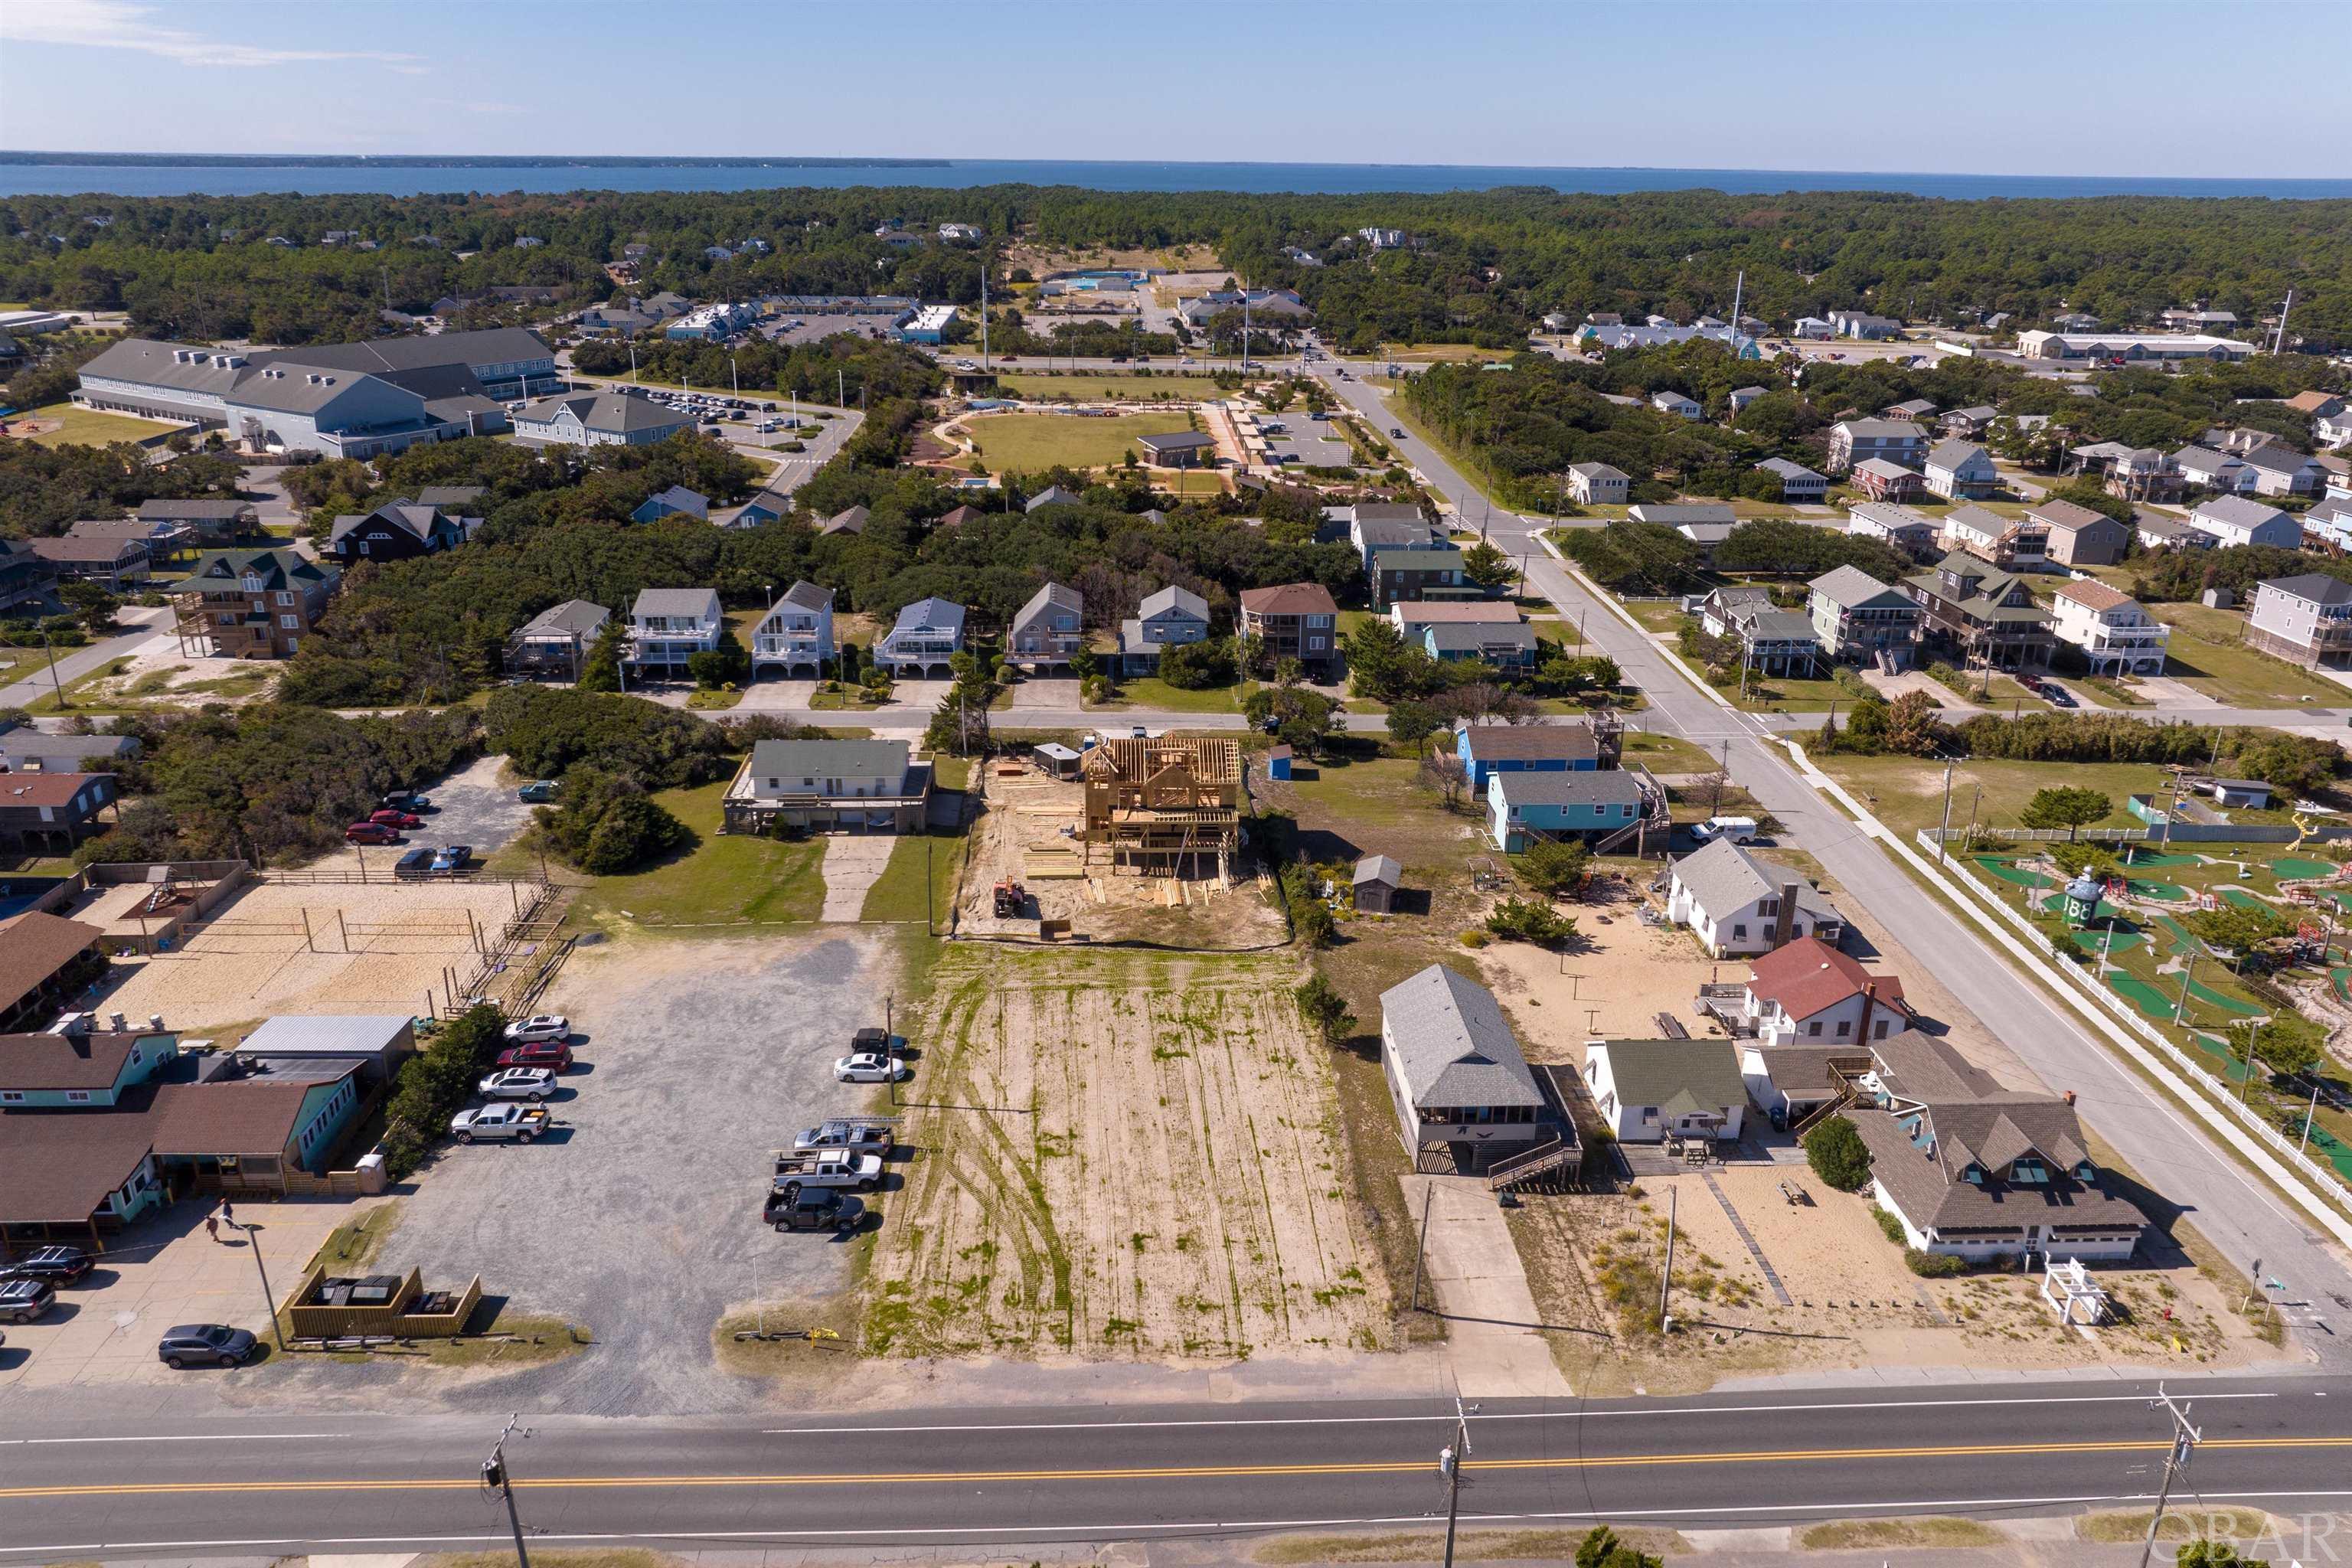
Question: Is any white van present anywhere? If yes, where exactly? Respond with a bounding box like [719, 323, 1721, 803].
[1691, 815, 1759, 845]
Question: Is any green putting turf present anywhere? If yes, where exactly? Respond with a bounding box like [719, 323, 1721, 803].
[1974, 857, 2053, 889]
[2334, 967, 2352, 1004]
[2121, 851, 2203, 867]
[2219, 888, 2274, 911]
[2126, 878, 2190, 901]
[2109, 975, 2184, 1021]
[2068, 926, 2146, 956]
[2271, 857, 2337, 880]
[2329, 890, 2352, 914]
[2187, 1033, 2258, 1083]
[2154, 915, 2198, 952]
[2184, 976, 2263, 1018]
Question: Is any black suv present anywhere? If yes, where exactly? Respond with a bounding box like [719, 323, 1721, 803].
[2, 1246, 93, 1285]
[393, 846, 436, 880]
[157, 1323, 260, 1369]
[767, 1187, 865, 1235]
[0, 1278, 57, 1323]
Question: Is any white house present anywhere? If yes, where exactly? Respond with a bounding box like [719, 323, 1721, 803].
[750, 580, 835, 678]
[1755, 456, 1827, 502]
[874, 596, 966, 677]
[1666, 838, 1845, 957]
[1922, 440, 1999, 501]
[1566, 462, 1629, 506]
[1723, 935, 1913, 1047]
[1651, 390, 1703, 421]
[1827, 418, 1926, 475]
[512, 389, 694, 448]
[2188, 494, 2299, 550]
[2240, 444, 2324, 498]
[626, 587, 723, 675]
[2049, 580, 2169, 675]
[719, 737, 932, 836]
[1939, 503, 2047, 572]
[2172, 445, 2253, 495]
[2245, 573, 2352, 671]
[1583, 1038, 1746, 1143]
[2318, 408, 2352, 451]
[1844, 501, 1939, 555]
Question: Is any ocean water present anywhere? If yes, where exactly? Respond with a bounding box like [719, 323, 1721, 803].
[1, 158, 2346, 201]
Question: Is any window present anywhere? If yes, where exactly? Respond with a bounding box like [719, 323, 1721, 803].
[1806, 1021, 1822, 1037]
[1874, 1019, 1890, 1039]
[1835, 1021, 1851, 1037]
[1730, 923, 1747, 939]
[274, 591, 292, 606]
[0, 1091, 21, 1105]
[66, 1090, 91, 1103]
[279, 615, 299, 629]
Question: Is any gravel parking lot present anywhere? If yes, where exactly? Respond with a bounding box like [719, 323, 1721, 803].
[362, 929, 901, 1413]
[407, 754, 538, 862]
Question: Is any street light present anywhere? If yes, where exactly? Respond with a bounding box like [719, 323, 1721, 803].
[231, 1218, 285, 1351]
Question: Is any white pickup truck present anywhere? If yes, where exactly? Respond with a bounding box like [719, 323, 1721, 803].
[770, 1149, 883, 1195]
[450, 1103, 550, 1144]
[792, 1119, 895, 1157]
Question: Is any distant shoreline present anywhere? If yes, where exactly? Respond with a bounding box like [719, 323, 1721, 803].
[0, 152, 951, 169]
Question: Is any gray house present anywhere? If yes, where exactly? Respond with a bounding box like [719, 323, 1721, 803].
[1026, 485, 1083, 512]
[0, 724, 140, 774]
[720, 737, 932, 835]
[875, 596, 966, 677]
[1807, 564, 1919, 666]
[1379, 965, 1550, 1172]
[1009, 583, 1083, 668]
[1118, 584, 1210, 674]
[505, 599, 609, 680]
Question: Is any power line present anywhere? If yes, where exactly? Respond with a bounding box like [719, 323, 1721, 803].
[2137, 1383, 2202, 1568]
[482, 1413, 535, 1568]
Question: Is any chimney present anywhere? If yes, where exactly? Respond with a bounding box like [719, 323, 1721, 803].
[2063, 1089, 2077, 1106]
[1772, 880, 1798, 948]
[149, 1014, 164, 1032]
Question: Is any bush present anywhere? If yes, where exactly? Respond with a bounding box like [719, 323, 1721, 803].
[1515, 838, 1593, 897]
[1873, 1206, 1906, 1244]
[1457, 929, 1490, 948]
[1905, 1248, 1966, 1278]
[530, 766, 690, 874]
[1485, 897, 1579, 946]
[378, 1005, 506, 1177]
[483, 685, 734, 788]
[1802, 1114, 1873, 1191]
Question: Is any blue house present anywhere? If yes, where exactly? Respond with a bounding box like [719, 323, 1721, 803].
[0, 1026, 178, 1109]
[729, 497, 785, 529]
[632, 485, 709, 524]
[1487, 769, 1645, 853]
[1455, 722, 1599, 792]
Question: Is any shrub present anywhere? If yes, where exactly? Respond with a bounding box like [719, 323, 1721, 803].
[1485, 897, 1579, 946]
[1905, 1248, 1966, 1278]
[1802, 1114, 1873, 1191]
[378, 1005, 507, 1177]
[1873, 1206, 1906, 1245]
[1457, 929, 1490, 948]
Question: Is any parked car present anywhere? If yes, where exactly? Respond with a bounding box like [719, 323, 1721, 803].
[345, 821, 400, 844]
[0, 1278, 57, 1323]
[449, 1102, 549, 1143]
[157, 1322, 259, 1368]
[431, 844, 472, 872]
[794, 1118, 894, 1155]
[1690, 815, 1761, 845]
[518, 780, 560, 803]
[1, 1246, 93, 1285]
[478, 1067, 557, 1101]
[383, 790, 433, 812]
[835, 1051, 908, 1083]
[369, 808, 424, 830]
[393, 846, 436, 880]
[497, 1039, 573, 1071]
[766, 1187, 865, 1234]
[772, 1149, 884, 1194]
[1392, 427, 1406, 438]
[505, 1014, 570, 1043]
[2044, 685, 2075, 707]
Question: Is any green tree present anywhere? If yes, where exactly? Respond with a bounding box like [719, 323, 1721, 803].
[1515, 838, 1592, 897]
[1803, 1115, 1873, 1191]
[1294, 972, 1356, 1046]
[1386, 699, 1442, 747]
[2177, 1543, 2271, 1568]
[577, 617, 624, 692]
[57, 580, 118, 634]
[2233, 1014, 2325, 1081]
[1158, 639, 1233, 691]
[1462, 540, 1515, 593]
[2020, 786, 2113, 841]
[1576, 1526, 1664, 1568]
[1883, 689, 1948, 756]
[1485, 897, 1578, 946]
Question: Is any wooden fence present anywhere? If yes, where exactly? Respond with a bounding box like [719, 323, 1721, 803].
[282, 1265, 482, 1340]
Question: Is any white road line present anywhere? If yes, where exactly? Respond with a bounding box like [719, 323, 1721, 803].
[760, 1388, 2281, 1435]
[13, 1490, 2352, 1554]
[0, 1432, 351, 1447]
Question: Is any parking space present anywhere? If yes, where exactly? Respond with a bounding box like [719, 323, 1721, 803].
[760, 312, 900, 348]
[1267, 432, 1357, 468]
[407, 753, 539, 861]
[371, 929, 897, 1413]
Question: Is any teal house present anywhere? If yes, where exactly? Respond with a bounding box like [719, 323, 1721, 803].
[1487, 769, 1645, 852]
[0, 1027, 177, 1109]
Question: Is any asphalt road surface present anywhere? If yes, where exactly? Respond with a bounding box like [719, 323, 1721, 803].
[1304, 342, 2352, 1361]
[5, 1377, 2348, 1556]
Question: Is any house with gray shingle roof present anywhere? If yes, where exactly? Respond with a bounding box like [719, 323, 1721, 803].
[1665, 838, 1845, 957]
[1352, 854, 1403, 914]
[504, 598, 609, 679]
[1010, 582, 1083, 667]
[626, 587, 722, 674]
[874, 597, 965, 677]
[1583, 1037, 1746, 1142]
[1378, 965, 1551, 1170]
[720, 737, 931, 836]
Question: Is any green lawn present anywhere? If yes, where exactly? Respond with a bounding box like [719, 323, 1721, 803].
[1625, 601, 1688, 635]
[968, 410, 1198, 472]
[1285, 753, 1449, 832]
[11, 401, 181, 448]
[569, 779, 828, 931]
[1619, 730, 1721, 774]
[1819, 753, 2166, 839]
[1374, 343, 1519, 364]
[2150, 602, 2350, 707]
[858, 828, 969, 924]
[1093, 675, 1253, 713]
[1728, 674, 1847, 714]
[993, 373, 1223, 401]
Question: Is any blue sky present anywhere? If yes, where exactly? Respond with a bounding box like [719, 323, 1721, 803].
[3, 0, 2348, 178]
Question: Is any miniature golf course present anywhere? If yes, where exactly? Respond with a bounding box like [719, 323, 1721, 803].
[2272, 857, 2337, 880]
[1974, 856, 2053, 888]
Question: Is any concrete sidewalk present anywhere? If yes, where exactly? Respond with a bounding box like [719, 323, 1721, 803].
[1399, 1172, 1570, 1399]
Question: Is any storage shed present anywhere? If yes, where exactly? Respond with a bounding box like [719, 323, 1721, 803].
[1353, 854, 1403, 914]
[1266, 744, 1294, 781]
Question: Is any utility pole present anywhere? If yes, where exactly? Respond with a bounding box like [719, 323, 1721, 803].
[231, 1217, 284, 1351]
[2138, 1386, 2202, 1568]
[40, 631, 66, 710]
[1438, 1396, 1478, 1568]
[483, 1413, 534, 1568]
[1936, 760, 1957, 864]
[1408, 1181, 1434, 1313]
[2174, 951, 2197, 1024]
[1658, 1184, 1678, 1332]
[2272, 289, 2295, 356]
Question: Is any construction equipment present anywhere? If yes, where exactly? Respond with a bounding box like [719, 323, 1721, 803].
[992, 879, 1027, 917]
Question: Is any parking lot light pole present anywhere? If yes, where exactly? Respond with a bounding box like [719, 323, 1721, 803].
[233, 1219, 285, 1351]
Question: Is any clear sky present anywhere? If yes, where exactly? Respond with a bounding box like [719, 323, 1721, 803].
[3, 0, 2348, 178]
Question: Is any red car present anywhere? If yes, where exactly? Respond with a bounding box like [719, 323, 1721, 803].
[345, 822, 400, 844]
[497, 1040, 573, 1071]
[369, 808, 424, 830]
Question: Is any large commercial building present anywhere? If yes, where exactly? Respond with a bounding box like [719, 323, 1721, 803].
[2014, 330, 2255, 363]
[74, 328, 558, 459]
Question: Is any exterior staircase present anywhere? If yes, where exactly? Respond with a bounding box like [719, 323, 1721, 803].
[1487, 1132, 1579, 1192]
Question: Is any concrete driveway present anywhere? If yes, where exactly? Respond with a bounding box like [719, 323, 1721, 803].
[338, 929, 898, 1414]
[818, 835, 895, 920]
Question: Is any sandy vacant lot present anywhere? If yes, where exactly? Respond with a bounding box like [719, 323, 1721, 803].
[869, 946, 1385, 1361]
[95, 874, 537, 1030]
[1478, 893, 1730, 1056]
[1510, 1165, 2278, 1395]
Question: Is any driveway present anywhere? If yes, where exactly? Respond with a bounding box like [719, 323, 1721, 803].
[407, 754, 538, 861]
[818, 835, 895, 920]
[328, 929, 898, 1414]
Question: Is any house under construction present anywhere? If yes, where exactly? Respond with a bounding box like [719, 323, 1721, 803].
[1080, 736, 1243, 880]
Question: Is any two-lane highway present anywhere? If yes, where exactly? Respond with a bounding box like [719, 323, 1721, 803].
[6, 1380, 2350, 1555]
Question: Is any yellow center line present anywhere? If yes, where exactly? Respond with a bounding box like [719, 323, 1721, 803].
[5, 1436, 2349, 1501]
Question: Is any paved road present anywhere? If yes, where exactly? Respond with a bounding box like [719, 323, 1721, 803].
[1305, 341, 2352, 1358]
[5, 1376, 2347, 1556]
[0, 606, 176, 711]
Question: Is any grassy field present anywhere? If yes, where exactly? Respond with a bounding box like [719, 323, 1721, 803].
[567, 778, 828, 932]
[2151, 602, 2349, 707]
[968, 410, 1197, 472]
[993, 373, 1222, 401]
[1093, 674, 1252, 713]
[1619, 730, 1723, 774]
[8, 402, 181, 448]
[858, 828, 967, 924]
[1818, 753, 2167, 838]
[1373, 342, 1519, 364]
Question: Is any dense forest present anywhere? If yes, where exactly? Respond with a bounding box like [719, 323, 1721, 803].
[4, 185, 2348, 351]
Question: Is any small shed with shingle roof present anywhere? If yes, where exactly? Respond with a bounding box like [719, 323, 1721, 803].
[1352, 854, 1403, 914]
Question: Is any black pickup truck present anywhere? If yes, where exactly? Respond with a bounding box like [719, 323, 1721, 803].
[765, 1187, 865, 1235]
